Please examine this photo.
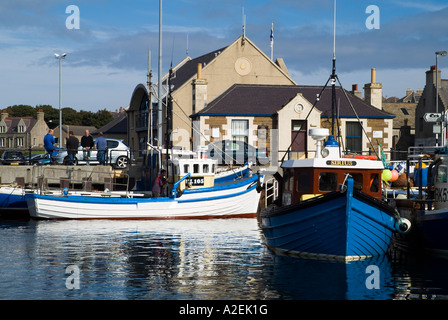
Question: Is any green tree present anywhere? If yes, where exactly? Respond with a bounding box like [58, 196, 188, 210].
[6, 105, 36, 117]
[36, 105, 59, 128]
[94, 109, 114, 128]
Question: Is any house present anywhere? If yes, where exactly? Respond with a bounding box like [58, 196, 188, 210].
[0, 109, 49, 150]
[415, 65, 448, 146]
[127, 35, 296, 162]
[192, 82, 395, 167]
[382, 89, 420, 160]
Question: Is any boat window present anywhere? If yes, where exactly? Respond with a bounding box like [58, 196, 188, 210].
[193, 164, 200, 173]
[348, 173, 363, 192]
[203, 164, 209, 173]
[297, 171, 311, 192]
[437, 165, 448, 183]
[370, 174, 380, 193]
[212, 164, 215, 173]
[184, 164, 190, 174]
[319, 172, 338, 192]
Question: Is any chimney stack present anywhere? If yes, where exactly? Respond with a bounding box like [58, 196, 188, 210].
[197, 63, 202, 79]
[1, 110, 8, 121]
[351, 84, 362, 99]
[364, 68, 383, 109]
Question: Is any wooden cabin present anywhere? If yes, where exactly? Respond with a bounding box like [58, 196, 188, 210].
[280, 133, 383, 206]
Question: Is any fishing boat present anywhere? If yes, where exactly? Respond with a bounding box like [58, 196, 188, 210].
[26, 153, 264, 220]
[392, 153, 448, 256]
[259, 0, 409, 261]
[0, 186, 33, 218]
[260, 130, 410, 261]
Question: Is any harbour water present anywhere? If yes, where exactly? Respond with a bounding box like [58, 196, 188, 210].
[1, 217, 448, 302]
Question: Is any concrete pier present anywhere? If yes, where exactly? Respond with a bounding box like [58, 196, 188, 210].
[0, 165, 131, 188]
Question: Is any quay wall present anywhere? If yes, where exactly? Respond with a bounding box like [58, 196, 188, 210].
[0, 165, 133, 187]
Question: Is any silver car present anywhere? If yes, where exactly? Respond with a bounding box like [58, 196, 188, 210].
[54, 138, 131, 168]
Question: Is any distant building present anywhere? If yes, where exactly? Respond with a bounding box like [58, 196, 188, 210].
[192, 83, 395, 164]
[383, 89, 420, 160]
[0, 109, 49, 149]
[92, 107, 128, 140]
[415, 65, 448, 146]
[127, 35, 296, 162]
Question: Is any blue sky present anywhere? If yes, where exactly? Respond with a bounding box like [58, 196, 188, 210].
[1, 0, 448, 112]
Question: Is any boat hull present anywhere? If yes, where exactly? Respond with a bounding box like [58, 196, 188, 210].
[417, 209, 448, 255]
[260, 179, 399, 261]
[26, 174, 263, 220]
[0, 187, 32, 218]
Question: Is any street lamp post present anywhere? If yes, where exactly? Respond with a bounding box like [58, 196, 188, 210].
[54, 53, 67, 149]
[436, 50, 447, 147]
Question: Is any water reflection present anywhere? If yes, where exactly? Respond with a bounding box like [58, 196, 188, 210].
[1, 218, 447, 300]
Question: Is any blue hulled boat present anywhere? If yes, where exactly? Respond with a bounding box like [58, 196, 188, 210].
[260, 131, 410, 261]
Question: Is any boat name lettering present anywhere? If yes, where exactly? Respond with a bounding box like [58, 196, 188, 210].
[435, 187, 448, 202]
[326, 160, 357, 166]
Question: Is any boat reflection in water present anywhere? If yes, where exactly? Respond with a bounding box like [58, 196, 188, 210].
[28, 219, 271, 299]
[0, 218, 399, 300]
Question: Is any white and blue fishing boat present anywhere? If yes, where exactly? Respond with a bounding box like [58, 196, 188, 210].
[0, 186, 33, 218]
[26, 154, 264, 220]
[260, 131, 410, 261]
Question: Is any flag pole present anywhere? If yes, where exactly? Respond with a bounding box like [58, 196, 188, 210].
[270, 22, 274, 60]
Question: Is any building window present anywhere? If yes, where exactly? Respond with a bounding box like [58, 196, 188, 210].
[0, 125, 5, 133]
[0, 138, 4, 147]
[346, 122, 362, 153]
[18, 125, 25, 133]
[16, 137, 24, 147]
[231, 120, 249, 143]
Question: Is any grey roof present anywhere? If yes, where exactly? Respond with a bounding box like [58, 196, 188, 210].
[1, 117, 37, 134]
[166, 47, 227, 92]
[194, 84, 395, 119]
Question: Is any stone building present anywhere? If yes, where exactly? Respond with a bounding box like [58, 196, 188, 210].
[415, 65, 448, 147]
[0, 109, 49, 150]
[192, 83, 395, 167]
[127, 35, 296, 163]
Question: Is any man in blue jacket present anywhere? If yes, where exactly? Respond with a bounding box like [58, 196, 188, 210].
[44, 129, 56, 163]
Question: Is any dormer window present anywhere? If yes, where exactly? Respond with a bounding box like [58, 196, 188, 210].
[0, 125, 5, 133]
[18, 125, 26, 133]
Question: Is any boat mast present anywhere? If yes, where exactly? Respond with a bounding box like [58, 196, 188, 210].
[157, 0, 163, 149]
[331, 0, 337, 138]
[165, 65, 173, 176]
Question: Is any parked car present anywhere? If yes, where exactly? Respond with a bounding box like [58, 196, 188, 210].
[0, 149, 26, 165]
[25, 153, 52, 165]
[207, 140, 269, 165]
[54, 138, 131, 168]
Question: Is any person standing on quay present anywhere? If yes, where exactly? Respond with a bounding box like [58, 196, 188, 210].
[96, 132, 107, 166]
[66, 131, 79, 165]
[44, 129, 56, 163]
[81, 129, 94, 166]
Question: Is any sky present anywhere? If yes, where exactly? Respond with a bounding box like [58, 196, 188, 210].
[1, 0, 448, 112]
